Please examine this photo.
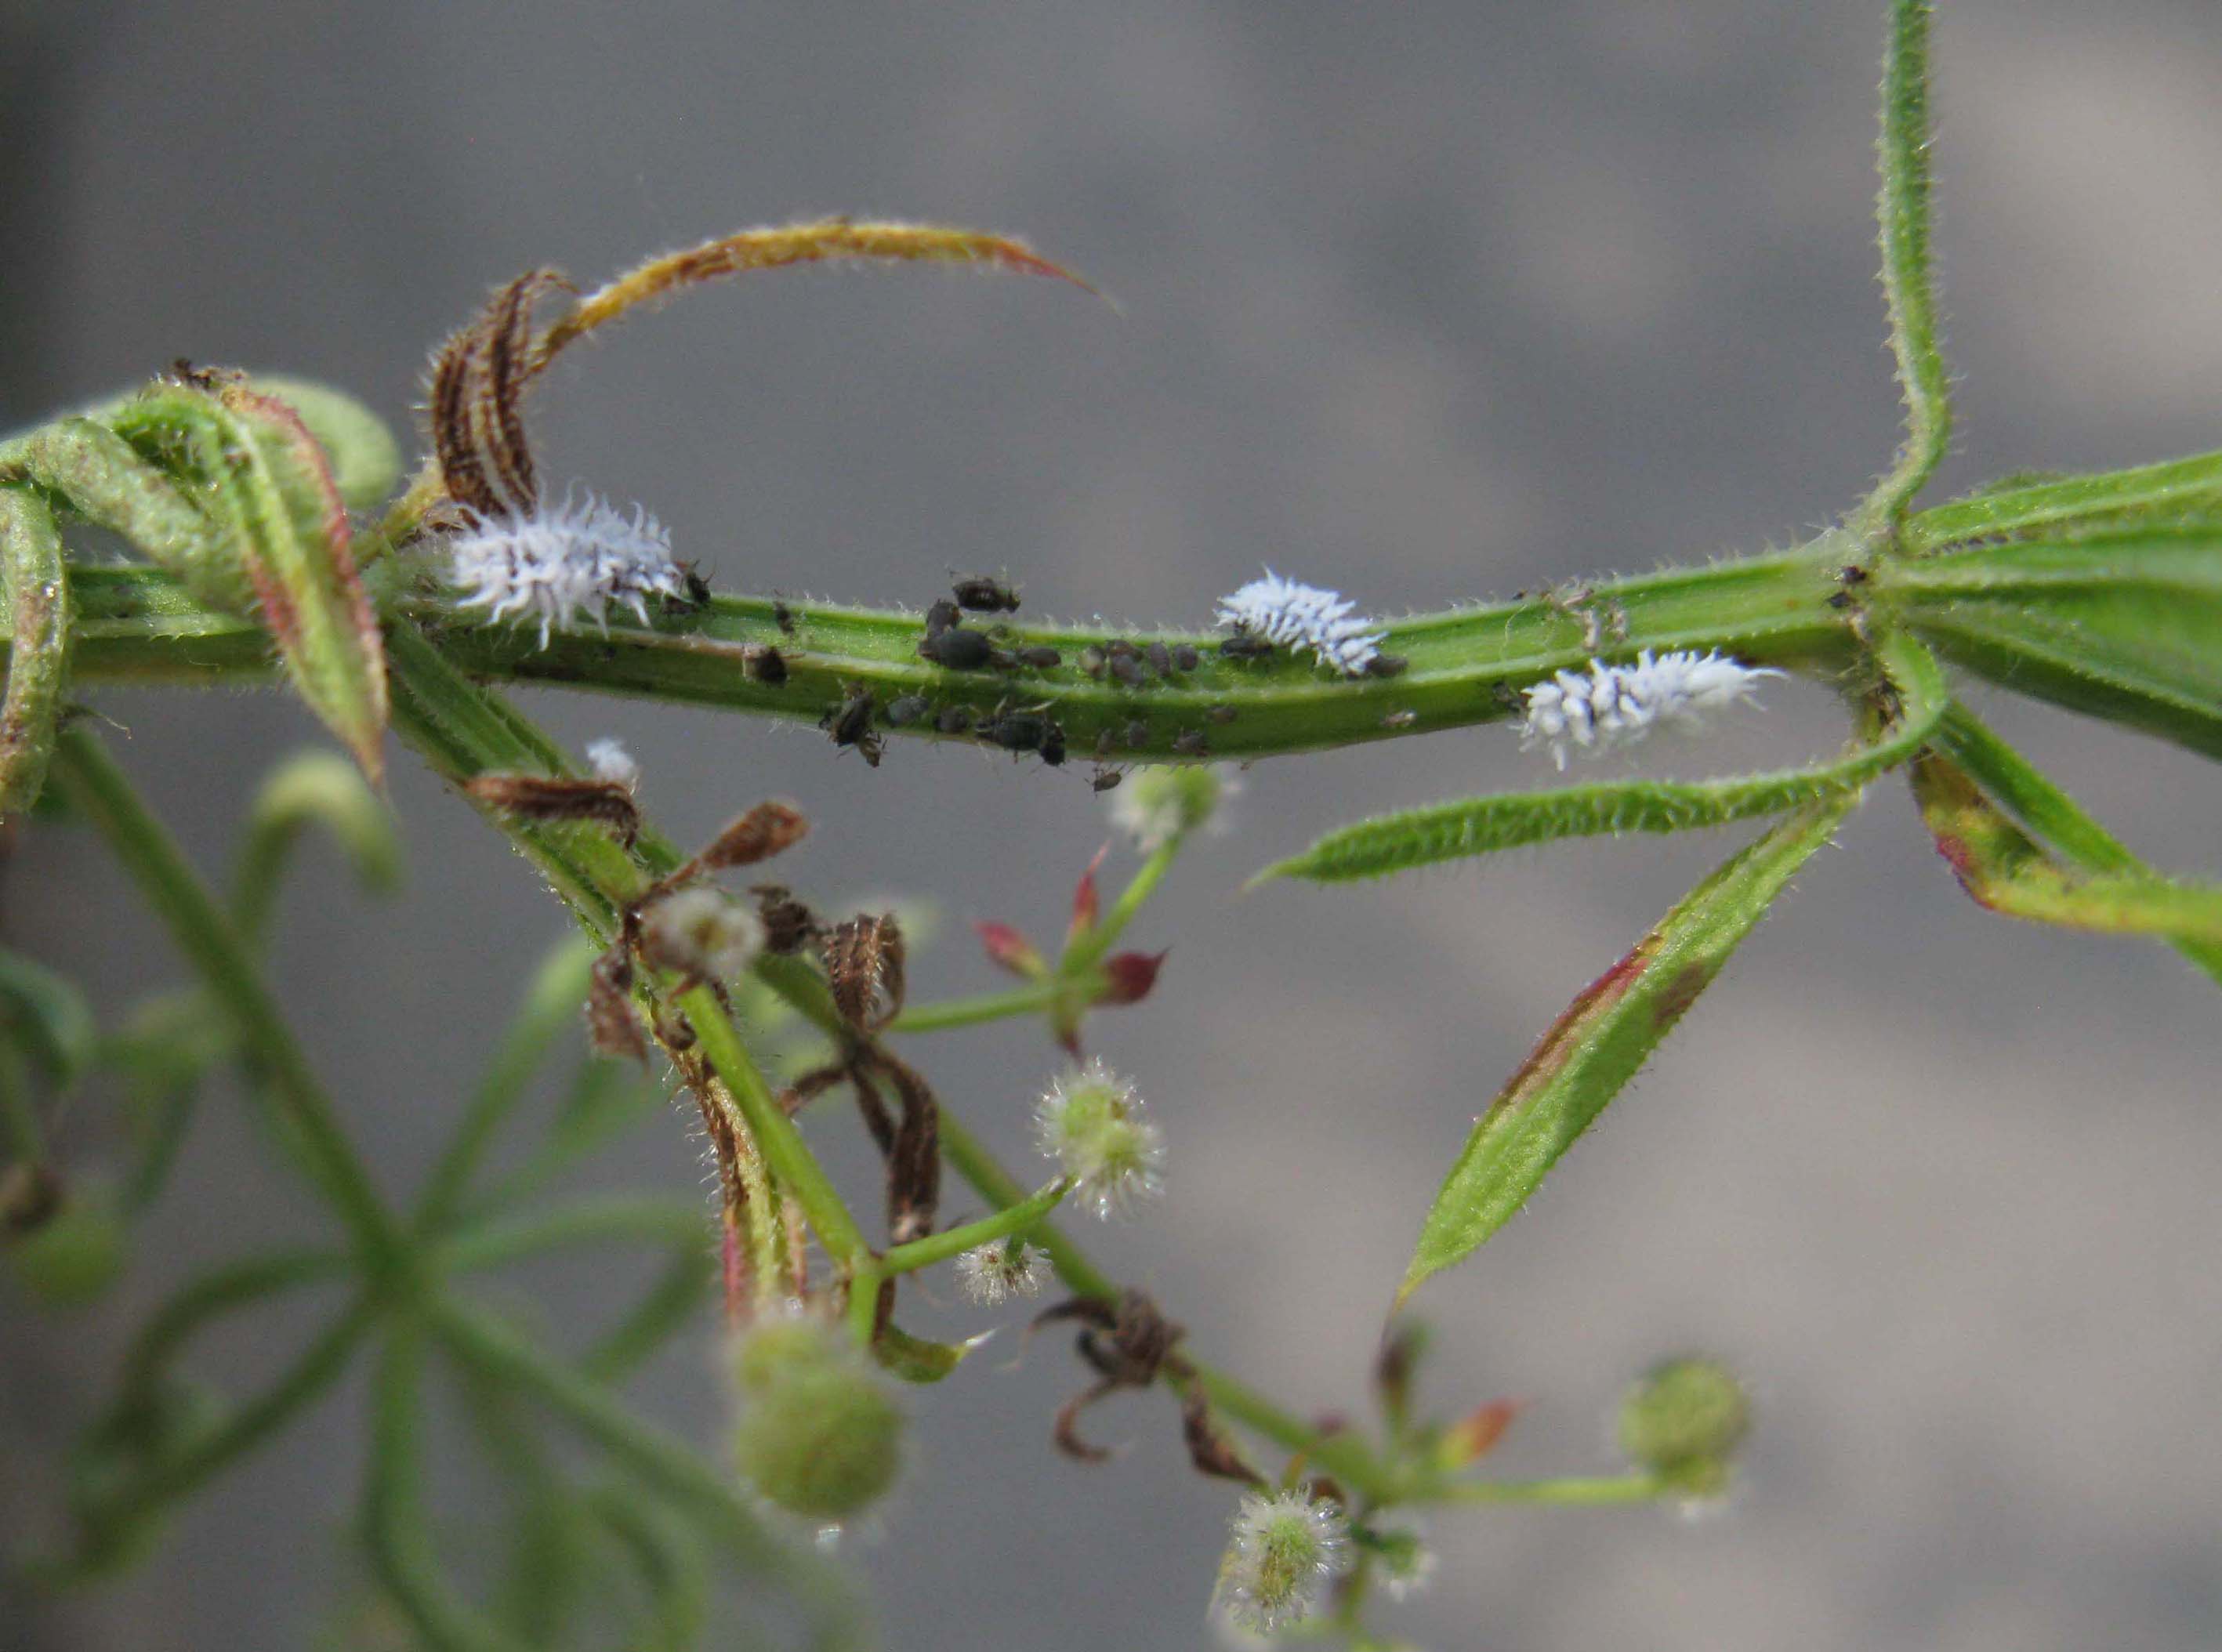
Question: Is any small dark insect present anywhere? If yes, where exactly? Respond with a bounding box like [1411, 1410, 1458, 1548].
[1171, 730, 1209, 758]
[1172, 644, 1201, 672]
[952, 574, 1021, 613]
[1078, 645, 1108, 677]
[1106, 639, 1140, 659]
[1122, 719, 1150, 748]
[772, 599, 796, 633]
[1090, 767, 1123, 793]
[1039, 721, 1068, 766]
[745, 645, 788, 686]
[822, 687, 883, 766]
[1488, 679, 1524, 712]
[1093, 726, 1118, 758]
[465, 773, 640, 846]
[935, 705, 974, 735]
[1839, 563, 1871, 586]
[982, 708, 1046, 752]
[668, 564, 712, 610]
[1364, 654, 1409, 679]
[1108, 654, 1147, 688]
[1826, 590, 1857, 610]
[1011, 645, 1062, 670]
[1144, 641, 1172, 676]
[886, 694, 931, 726]
[919, 625, 995, 671]
[1380, 709, 1418, 730]
[1220, 632, 1274, 661]
[923, 598, 962, 639]
[1204, 705, 1238, 726]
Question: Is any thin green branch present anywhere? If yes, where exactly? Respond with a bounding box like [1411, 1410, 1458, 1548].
[115, 1247, 348, 1398]
[55, 545, 1853, 763]
[1432, 1473, 1669, 1507]
[890, 979, 1064, 1034]
[1861, 0, 1952, 532]
[415, 939, 602, 1236]
[49, 726, 404, 1267]
[880, 1177, 1070, 1275]
[365, 1317, 529, 1652]
[438, 1195, 709, 1273]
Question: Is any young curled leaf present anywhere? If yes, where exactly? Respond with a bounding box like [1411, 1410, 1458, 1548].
[0, 487, 69, 817]
[1097, 950, 1168, 1006]
[430, 268, 574, 516]
[117, 382, 391, 780]
[1910, 750, 2222, 946]
[534, 219, 1100, 370]
[974, 919, 1046, 980]
[1435, 1398, 1521, 1470]
[870, 1321, 994, 1385]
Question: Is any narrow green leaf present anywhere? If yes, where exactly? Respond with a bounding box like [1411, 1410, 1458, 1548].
[1912, 752, 2222, 940]
[1260, 632, 1943, 883]
[1928, 701, 2222, 986]
[1884, 531, 2222, 760]
[1394, 792, 1856, 1310]
[1861, 0, 1951, 529]
[870, 1321, 993, 1384]
[0, 487, 71, 816]
[247, 378, 404, 517]
[1909, 451, 2222, 551]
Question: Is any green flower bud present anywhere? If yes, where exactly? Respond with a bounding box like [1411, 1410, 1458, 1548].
[7, 1182, 127, 1307]
[1107, 763, 1234, 852]
[731, 1312, 903, 1521]
[1618, 1357, 1750, 1495]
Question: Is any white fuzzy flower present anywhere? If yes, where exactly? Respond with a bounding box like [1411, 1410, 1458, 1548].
[953, 1238, 1053, 1306]
[1369, 1520, 1437, 1602]
[1519, 648, 1784, 770]
[445, 487, 687, 647]
[1214, 569, 1385, 677]
[636, 887, 763, 983]
[1212, 1489, 1352, 1635]
[584, 737, 639, 790]
[1033, 1058, 1164, 1219]
[1107, 764, 1238, 853]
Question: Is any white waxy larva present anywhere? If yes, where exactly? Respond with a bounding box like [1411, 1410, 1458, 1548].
[444, 487, 688, 648]
[1519, 649, 1785, 770]
[1213, 568, 1386, 677]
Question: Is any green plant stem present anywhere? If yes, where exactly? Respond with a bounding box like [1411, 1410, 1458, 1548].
[125, 1299, 375, 1516]
[49, 726, 404, 1268]
[932, 1104, 1397, 1498]
[0, 1038, 42, 1161]
[890, 979, 1064, 1034]
[676, 984, 871, 1268]
[117, 1247, 348, 1397]
[1434, 1473, 1669, 1507]
[879, 1178, 1071, 1275]
[55, 545, 1854, 763]
[366, 1315, 527, 1652]
[427, 1295, 835, 1600]
[438, 1195, 709, 1273]
[415, 939, 602, 1235]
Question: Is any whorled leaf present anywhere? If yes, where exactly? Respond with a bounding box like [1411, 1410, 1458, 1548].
[1909, 748, 2222, 949]
[1883, 528, 2222, 760]
[1394, 791, 1858, 1310]
[1909, 450, 2222, 552]
[109, 382, 390, 777]
[0, 486, 70, 817]
[532, 219, 1101, 371]
[1260, 632, 1944, 884]
[0, 948, 100, 1092]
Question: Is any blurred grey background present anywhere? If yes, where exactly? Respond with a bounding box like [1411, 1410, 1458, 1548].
[5, 0, 2222, 1647]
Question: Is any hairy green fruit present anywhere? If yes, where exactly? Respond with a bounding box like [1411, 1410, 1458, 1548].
[1618, 1357, 1750, 1494]
[732, 1315, 904, 1520]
